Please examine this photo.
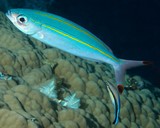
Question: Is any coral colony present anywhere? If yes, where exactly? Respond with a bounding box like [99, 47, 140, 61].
[0, 6, 159, 128]
[39, 80, 57, 99]
[6, 9, 150, 124]
[39, 80, 80, 109]
[59, 93, 80, 109]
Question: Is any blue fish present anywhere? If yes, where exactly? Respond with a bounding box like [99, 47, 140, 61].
[6, 9, 150, 124]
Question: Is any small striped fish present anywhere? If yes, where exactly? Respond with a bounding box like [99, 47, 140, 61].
[6, 9, 150, 124]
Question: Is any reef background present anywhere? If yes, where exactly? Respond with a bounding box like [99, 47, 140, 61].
[0, 0, 160, 128]
[0, 11, 160, 128]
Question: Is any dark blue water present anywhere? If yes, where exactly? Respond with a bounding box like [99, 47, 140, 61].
[1, 0, 160, 87]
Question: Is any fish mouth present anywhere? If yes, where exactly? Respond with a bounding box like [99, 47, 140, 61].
[6, 10, 12, 19]
[6, 10, 17, 23]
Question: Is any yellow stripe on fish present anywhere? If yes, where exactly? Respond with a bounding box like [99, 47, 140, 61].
[30, 18, 119, 62]
[34, 11, 112, 52]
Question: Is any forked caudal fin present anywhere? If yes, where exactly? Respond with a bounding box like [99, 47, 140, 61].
[114, 59, 152, 94]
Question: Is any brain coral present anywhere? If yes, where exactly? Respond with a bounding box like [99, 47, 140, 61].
[0, 11, 159, 128]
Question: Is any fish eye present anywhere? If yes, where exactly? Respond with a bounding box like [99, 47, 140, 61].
[17, 15, 28, 24]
